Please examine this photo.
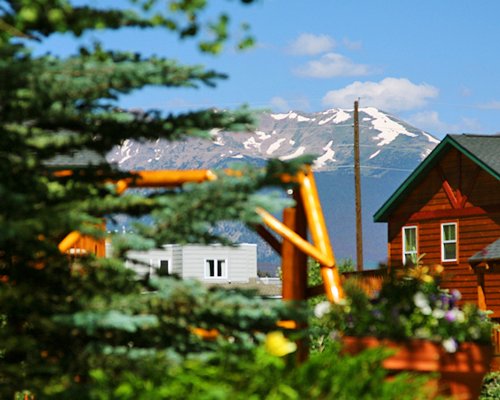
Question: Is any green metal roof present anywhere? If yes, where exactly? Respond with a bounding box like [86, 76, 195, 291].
[45, 149, 107, 169]
[451, 134, 500, 177]
[373, 134, 500, 222]
[469, 238, 500, 263]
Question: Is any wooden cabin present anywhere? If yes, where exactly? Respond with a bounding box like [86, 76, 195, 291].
[67, 231, 106, 258]
[373, 134, 500, 313]
[48, 149, 108, 258]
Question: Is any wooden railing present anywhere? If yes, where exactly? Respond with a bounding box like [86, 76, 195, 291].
[342, 269, 386, 297]
[491, 325, 500, 371]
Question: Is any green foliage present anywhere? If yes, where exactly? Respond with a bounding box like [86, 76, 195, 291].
[480, 372, 500, 400]
[1, 260, 303, 397]
[0, 1, 432, 399]
[0, 0, 313, 398]
[306, 259, 354, 352]
[85, 342, 431, 400]
[338, 258, 355, 273]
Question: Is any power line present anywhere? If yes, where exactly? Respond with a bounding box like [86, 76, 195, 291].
[327, 165, 414, 172]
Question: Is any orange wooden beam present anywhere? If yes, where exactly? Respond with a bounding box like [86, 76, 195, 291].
[257, 168, 343, 303]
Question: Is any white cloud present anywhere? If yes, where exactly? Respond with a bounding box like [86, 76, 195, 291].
[322, 77, 439, 111]
[270, 96, 290, 112]
[295, 52, 373, 78]
[342, 38, 362, 51]
[408, 111, 450, 133]
[478, 101, 500, 110]
[408, 111, 482, 135]
[269, 96, 310, 112]
[287, 33, 335, 55]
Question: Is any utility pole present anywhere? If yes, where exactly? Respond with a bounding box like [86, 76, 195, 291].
[353, 100, 364, 271]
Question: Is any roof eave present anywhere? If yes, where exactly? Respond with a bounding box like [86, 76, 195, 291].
[373, 135, 456, 222]
[374, 134, 500, 222]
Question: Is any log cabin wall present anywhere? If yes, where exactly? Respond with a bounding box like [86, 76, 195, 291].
[70, 235, 107, 257]
[386, 147, 500, 305]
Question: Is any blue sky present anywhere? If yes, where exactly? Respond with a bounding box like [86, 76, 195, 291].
[37, 0, 500, 139]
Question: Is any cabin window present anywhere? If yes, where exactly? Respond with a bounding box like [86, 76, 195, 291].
[441, 223, 457, 262]
[205, 259, 227, 278]
[158, 259, 170, 276]
[402, 226, 418, 265]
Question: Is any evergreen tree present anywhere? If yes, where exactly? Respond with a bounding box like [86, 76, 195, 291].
[0, 1, 306, 397]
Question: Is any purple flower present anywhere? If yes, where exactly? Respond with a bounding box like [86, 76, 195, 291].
[445, 310, 456, 322]
[445, 308, 465, 323]
[439, 293, 450, 308]
[451, 289, 462, 302]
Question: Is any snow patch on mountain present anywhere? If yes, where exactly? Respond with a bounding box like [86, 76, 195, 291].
[318, 109, 350, 125]
[270, 111, 312, 122]
[423, 132, 440, 144]
[244, 137, 261, 151]
[314, 140, 336, 168]
[271, 111, 296, 120]
[118, 139, 134, 164]
[266, 138, 286, 155]
[213, 136, 224, 146]
[369, 150, 381, 159]
[280, 146, 306, 161]
[421, 148, 433, 159]
[210, 128, 224, 146]
[318, 115, 335, 125]
[255, 130, 271, 141]
[332, 110, 350, 124]
[362, 107, 416, 146]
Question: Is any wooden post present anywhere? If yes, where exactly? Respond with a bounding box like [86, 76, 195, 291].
[476, 266, 487, 311]
[281, 192, 308, 301]
[281, 191, 308, 361]
[354, 100, 364, 271]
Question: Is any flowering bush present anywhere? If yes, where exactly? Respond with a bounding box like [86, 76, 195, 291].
[315, 265, 493, 352]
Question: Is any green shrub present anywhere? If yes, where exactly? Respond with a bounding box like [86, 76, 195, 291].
[86, 341, 431, 400]
[480, 372, 500, 400]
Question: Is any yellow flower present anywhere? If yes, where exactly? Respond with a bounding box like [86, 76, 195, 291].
[434, 264, 444, 274]
[408, 265, 434, 283]
[265, 331, 297, 357]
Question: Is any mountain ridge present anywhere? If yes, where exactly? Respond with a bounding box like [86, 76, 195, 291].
[109, 107, 439, 175]
[107, 107, 439, 271]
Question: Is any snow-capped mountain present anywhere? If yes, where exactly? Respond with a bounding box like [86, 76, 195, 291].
[108, 107, 439, 177]
[108, 108, 440, 271]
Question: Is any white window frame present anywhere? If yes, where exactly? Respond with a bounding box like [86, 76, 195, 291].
[441, 222, 458, 262]
[204, 258, 227, 279]
[402, 225, 418, 265]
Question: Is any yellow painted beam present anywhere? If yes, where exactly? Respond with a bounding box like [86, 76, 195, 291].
[256, 207, 333, 266]
[58, 231, 82, 254]
[129, 169, 217, 188]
